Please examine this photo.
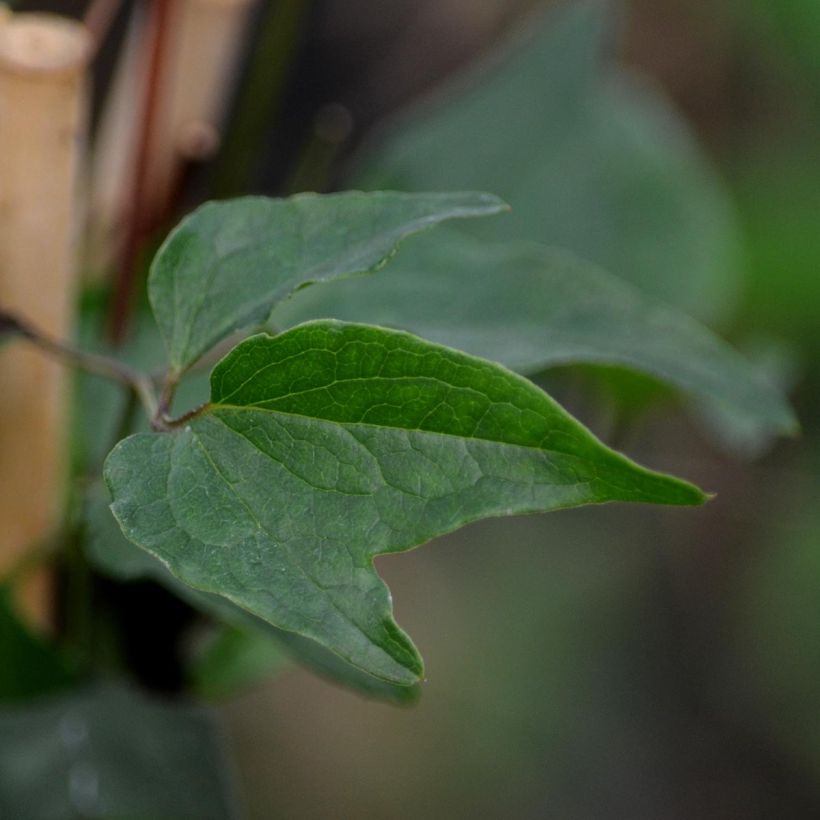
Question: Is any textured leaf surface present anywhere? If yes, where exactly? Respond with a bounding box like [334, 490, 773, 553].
[149, 190, 506, 372]
[105, 321, 705, 685]
[353, 0, 741, 322]
[0, 685, 236, 819]
[85, 488, 418, 703]
[273, 232, 797, 438]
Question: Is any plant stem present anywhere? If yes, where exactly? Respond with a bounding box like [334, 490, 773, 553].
[62, 518, 95, 675]
[212, 0, 313, 196]
[164, 401, 210, 430]
[0, 308, 158, 420]
[108, 0, 174, 344]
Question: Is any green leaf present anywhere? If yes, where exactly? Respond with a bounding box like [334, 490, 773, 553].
[149, 190, 507, 373]
[353, 0, 741, 323]
[105, 321, 706, 686]
[0, 684, 237, 819]
[732, 144, 820, 364]
[190, 625, 289, 700]
[85, 487, 419, 703]
[0, 588, 74, 702]
[745, 0, 820, 89]
[272, 231, 797, 438]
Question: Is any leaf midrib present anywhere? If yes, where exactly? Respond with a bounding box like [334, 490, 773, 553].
[205, 399, 589, 457]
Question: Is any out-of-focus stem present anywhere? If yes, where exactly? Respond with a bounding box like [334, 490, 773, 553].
[0, 309, 158, 420]
[108, 0, 174, 344]
[212, 0, 312, 196]
[89, 0, 257, 289]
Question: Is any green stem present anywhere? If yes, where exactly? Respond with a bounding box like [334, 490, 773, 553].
[63, 522, 94, 675]
[164, 401, 210, 429]
[0, 307, 158, 421]
[211, 0, 313, 196]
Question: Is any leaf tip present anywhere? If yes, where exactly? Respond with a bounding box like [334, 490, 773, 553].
[677, 480, 712, 507]
[476, 191, 510, 214]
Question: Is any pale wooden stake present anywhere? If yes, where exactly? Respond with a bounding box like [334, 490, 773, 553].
[0, 11, 90, 625]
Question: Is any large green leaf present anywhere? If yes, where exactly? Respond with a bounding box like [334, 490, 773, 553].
[85, 487, 419, 703]
[149, 190, 506, 373]
[353, 0, 741, 323]
[105, 321, 706, 686]
[273, 231, 797, 438]
[0, 685, 237, 819]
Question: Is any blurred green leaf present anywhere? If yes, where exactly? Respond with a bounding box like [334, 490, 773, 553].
[0, 684, 237, 819]
[733, 146, 820, 364]
[149, 191, 507, 373]
[0, 588, 74, 702]
[274, 231, 796, 439]
[691, 335, 801, 458]
[745, 0, 820, 83]
[353, 0, 741, 323]
[104, 321, 705, 687]
[190, 625, 290, 701]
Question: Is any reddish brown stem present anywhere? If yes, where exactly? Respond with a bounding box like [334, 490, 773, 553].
[107, 0, 173, 345]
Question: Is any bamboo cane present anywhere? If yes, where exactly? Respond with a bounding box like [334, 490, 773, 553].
[0, 11, 90, 625]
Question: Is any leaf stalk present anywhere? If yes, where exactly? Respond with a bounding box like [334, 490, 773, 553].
[0, 308, 158, 420]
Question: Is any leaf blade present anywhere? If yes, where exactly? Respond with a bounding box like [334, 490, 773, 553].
[106, 321, 706, 684]
[149, 191, 507, 372]
[85, 486, 420, 703]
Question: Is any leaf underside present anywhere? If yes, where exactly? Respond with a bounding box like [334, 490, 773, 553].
[105, 321, 705, 685]
[273, 231, 797, 438]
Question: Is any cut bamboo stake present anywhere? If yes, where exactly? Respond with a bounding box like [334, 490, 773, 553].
[88, 0, 255, 278]
[0, 11, 90, 625]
